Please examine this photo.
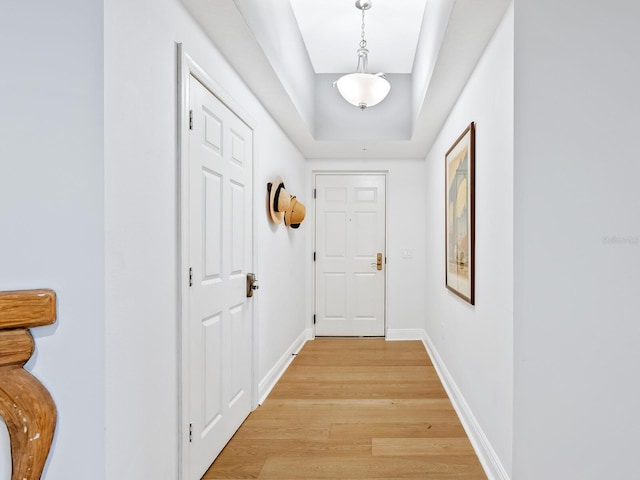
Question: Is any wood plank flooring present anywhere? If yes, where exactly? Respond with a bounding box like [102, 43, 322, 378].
[202, 338, 486, 480]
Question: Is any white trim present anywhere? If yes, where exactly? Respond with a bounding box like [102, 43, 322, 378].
[258, 329, 313, 404]
[421, 329, 511, 480]
[385, 329, 425, 341]
[177, 43, 190, 480]
[250, 118, 260, 412]
[177, 44, 258, 480]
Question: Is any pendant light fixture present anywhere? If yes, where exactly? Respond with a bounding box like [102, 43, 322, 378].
[334, 0, 391, 110]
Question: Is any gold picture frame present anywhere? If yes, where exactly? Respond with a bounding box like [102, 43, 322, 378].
[445, 122, 475, 304]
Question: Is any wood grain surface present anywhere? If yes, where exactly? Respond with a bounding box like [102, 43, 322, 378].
[202, 338, 486, 479]
[0, 289, 56, 329]
[0, 288, 57, 480]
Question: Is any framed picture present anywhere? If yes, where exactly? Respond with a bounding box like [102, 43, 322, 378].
[445, 122, 475, 304]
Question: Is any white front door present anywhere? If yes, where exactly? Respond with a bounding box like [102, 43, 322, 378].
[187, 75, 253, 479]
[314, 174, 386, 336]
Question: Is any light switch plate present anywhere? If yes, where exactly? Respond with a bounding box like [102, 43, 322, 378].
[401, 249, 413, 259]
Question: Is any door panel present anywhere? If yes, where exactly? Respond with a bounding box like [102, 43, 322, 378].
[188, 75, 253, 479]
[203, 172, 222, 278]
[315, 174, 386, 336]
[202, 314, 222, 429]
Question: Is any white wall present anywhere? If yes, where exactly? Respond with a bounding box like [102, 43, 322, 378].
[104, 0, 307, 477]
[0, 1, 106, 478]
[411, 0, 454, 121]
[255, 126, 309, 384]
[234, 0, 316, 132]
[423, 4, 513, 477]
[305, 159, 428, 332]
[513, 1, 640, 478]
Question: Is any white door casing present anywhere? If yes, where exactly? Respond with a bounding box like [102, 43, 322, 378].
[180, 61, 254, 480]
[314, 174, 386, 336]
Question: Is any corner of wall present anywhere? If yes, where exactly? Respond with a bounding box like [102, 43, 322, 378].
[258, 329, 313, 404]
[421, 331, 511, 480]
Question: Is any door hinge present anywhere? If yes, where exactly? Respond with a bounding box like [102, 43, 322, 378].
[189, 423, 193, 443]
[313, 188, 316, 199]
[189, 267, 193, 287]
[189, 110, 193, 130]
[313, 314, 316, 325]
[313, 252, 316, 262]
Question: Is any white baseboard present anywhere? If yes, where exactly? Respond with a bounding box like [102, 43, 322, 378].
[421, 329, 511, 480]
[258, 328, 313, 404]
[385, 328, 426, 341]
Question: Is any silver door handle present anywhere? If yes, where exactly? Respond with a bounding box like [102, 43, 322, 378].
[246, 273, 259, 297]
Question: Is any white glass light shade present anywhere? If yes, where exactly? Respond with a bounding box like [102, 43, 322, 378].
[335, 73, 391, 109]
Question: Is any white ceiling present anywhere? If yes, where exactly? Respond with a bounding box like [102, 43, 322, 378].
[289, 0, 428, 74]
[180, 0, 511, 159]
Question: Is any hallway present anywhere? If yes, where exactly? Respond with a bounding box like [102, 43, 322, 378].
[202, 338, 486, 479]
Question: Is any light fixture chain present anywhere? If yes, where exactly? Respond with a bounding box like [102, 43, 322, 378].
[360, 7, 367, 48]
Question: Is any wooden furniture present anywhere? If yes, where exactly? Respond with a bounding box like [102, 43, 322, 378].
[0, 289, 57, 480]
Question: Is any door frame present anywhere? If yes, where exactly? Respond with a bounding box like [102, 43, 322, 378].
[312, 170, 389, 337]
[177, 44, 259, 480]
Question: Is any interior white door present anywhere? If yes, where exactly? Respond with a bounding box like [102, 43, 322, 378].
[187, 75, 253, 479]
[315, 174, 386, 336]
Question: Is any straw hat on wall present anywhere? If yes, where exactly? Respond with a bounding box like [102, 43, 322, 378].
[268, 176, 290, 224]
[284, 195, 306, 229]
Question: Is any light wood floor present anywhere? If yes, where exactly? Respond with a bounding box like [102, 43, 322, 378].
[202, 338, 487, 479]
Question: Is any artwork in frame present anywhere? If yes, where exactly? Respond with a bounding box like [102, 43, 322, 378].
[445, 122, 475, 305]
